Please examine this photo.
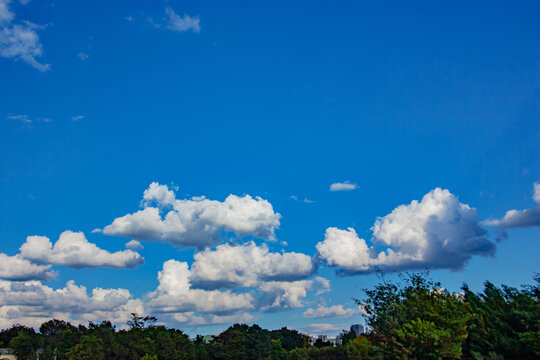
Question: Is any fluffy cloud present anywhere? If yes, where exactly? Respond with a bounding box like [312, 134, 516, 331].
[329, 181, 357, 191]
[0, 253, 54, 281]
[317, 188, 495, 274]
[19, 231, 144, 269]
[257, 277, 330, 312]
[125, 239, 143, 250]
[303, 305, 364, 319]
[102, 182, 281, 247]
[0, 0, 50, 71]
[0, 279, 142, 329]
[165, 8, 200, 33]
[485, 183, 540, 228]
[190, 242, 317, 289]
[146, 260, 254, 315]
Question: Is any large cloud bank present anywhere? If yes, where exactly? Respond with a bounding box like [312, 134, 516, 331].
[102, 182, 281, 247]
[317, 188, 496, 274]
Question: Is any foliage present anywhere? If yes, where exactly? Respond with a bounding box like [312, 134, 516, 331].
[357, 271, 470, 359]
[461, 275, 540, 359]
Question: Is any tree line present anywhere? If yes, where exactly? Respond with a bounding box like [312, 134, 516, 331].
[1, 272, 538, 359]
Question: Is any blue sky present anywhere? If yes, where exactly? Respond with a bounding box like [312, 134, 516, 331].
[0, 0, 539, 336]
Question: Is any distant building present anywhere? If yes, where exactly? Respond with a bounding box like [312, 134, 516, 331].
[351, 324, 365, 336]
[317, 335, 328, 342]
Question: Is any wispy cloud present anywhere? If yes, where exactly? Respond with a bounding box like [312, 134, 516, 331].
[289, 195, 316, 204]
[329, 181, 357, 192]
[77, 51, 88, 61]
[71, 115, 84, 121]
[165, 7, 200, 33]
[0, 0, 50, 71]
[7, 114, 52, 124]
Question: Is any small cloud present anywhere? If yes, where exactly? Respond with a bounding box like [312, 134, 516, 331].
[71, 115, 84, 121]
[329, 181, 357, 192]
[7, 114, 52, 124]
[91, 228, 101, 233]
[165, 8, 200, 33]
[125, 16, 134, 22]
[77, 51, 89, 61]
[483, 182, 540, 229]
[125, 240, 143, 250]
[479, 191, 494, 198]
[289, 195, 315, 204]
[7, 114, 32, 123]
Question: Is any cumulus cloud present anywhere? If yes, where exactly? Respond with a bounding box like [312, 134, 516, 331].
[146, 260, 254, 315]
[257, 277, 330, 312]
[484, 183, 540, 228]
[190, 242, 317, 289]
[329, 181, 357, 192]
[303, 305, 364, 319]
[0, 279, 143, 329]
[102, 182, 281, 247]
[125, 240, 143, 250]
[317, 188, 495, 274]
[165, 8, 200, 33]
[19, 231, 144, 269]
[0, 0, 50, 71]
[0, 253, 54, 281]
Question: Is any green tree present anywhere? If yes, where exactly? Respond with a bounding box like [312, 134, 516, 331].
[345, 336, 373, 360]
[270, 327, 308, 351]
[357, 271, 470, 359]
[9, 329, 40, 360]
[212, 324, 272, 360]
[462, 276, 540, 359]
[66, 334, 104, 360]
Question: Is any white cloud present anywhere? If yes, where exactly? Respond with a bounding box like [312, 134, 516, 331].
[142, 182, 176, 207]
[102, 182, 281, 247]
[303, 305, 364, 319]
[257, 277, 329, 312]
[190, 241, 317, 289]
[125, 239, 143, 250]
[165, 8, 200, 33]
[0, 279, 143, 329]
[146, 260, 254, 315]
[19, 230, 144, 269]
[71, 115, 84, 121]
[0, 253, 54, 281]
[0, 0, 50, 71]
[0, 0, 13, 26]
[299, 322, 346, 336]
[77, 51, 88, 61]
[484, 183, 540, 228]
[329, 181, 357, 192]
[7, 114, 52, 124]
[317, 188, 495, 274]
